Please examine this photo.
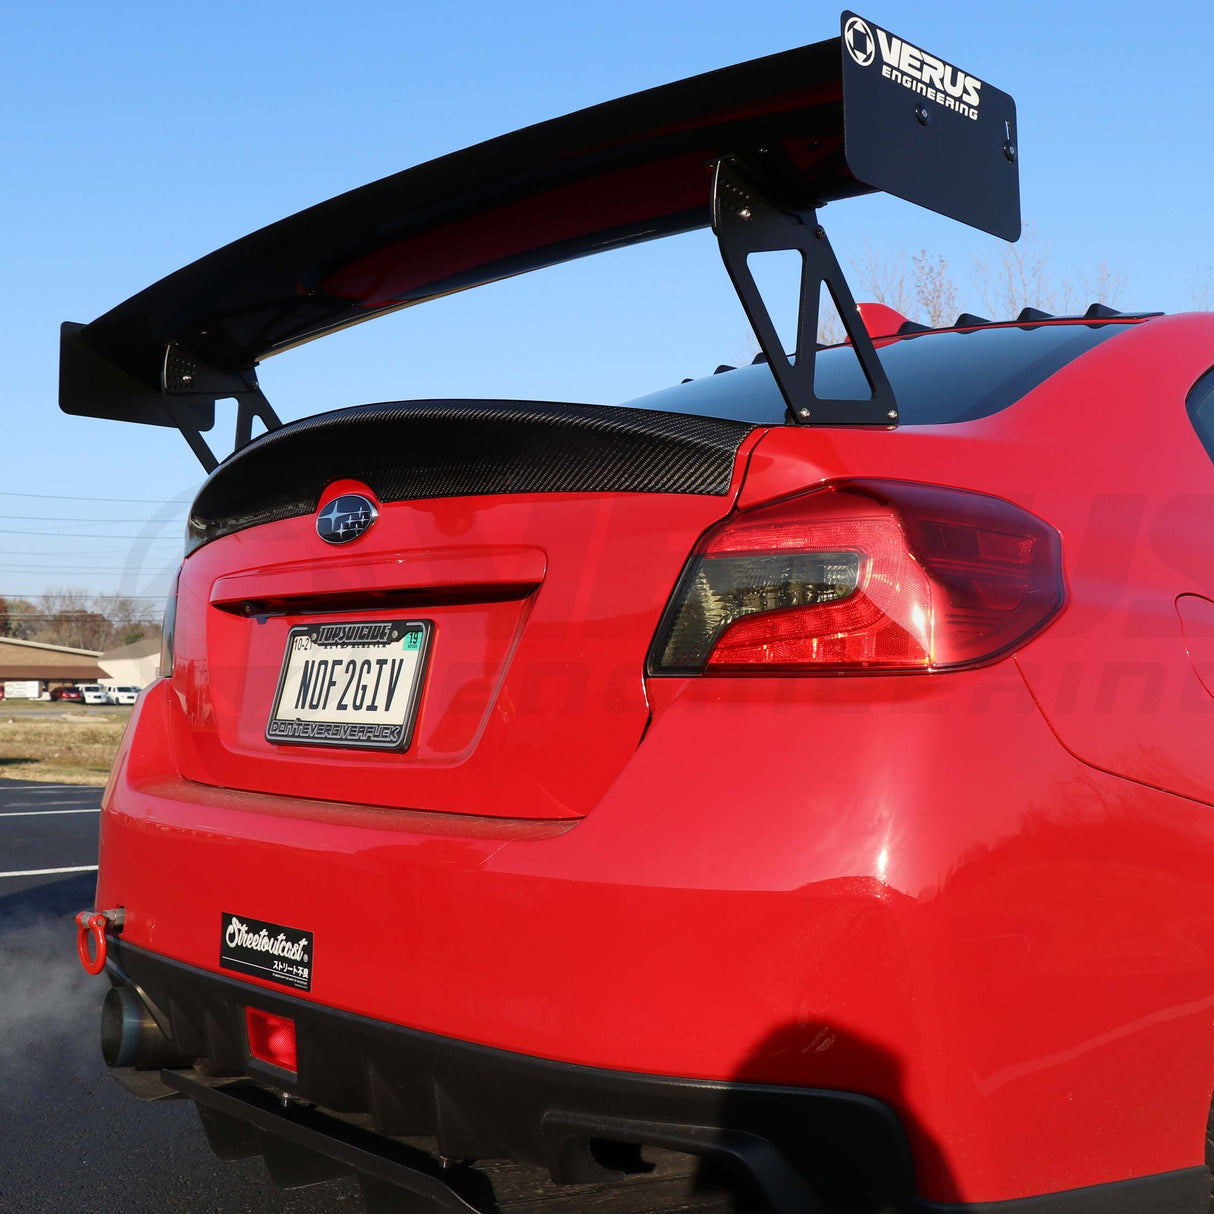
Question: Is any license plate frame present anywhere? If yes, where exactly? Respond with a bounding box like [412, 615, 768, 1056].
[265, 619, 432, 752]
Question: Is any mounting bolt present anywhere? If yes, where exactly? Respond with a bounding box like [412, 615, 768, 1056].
[915, 102, 931, 126]
[798, 407, 811, 419]
[887, 410, 898, 420]
[814, 225, 826, 240]
[1003, 140, 1017, 162]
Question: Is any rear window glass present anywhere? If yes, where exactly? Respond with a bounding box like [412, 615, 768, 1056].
[623, 322, 1132, 426]
[1187, 368, 1214, 462]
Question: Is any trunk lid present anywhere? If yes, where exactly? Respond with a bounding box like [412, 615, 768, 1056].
[167, 401, 758, 819]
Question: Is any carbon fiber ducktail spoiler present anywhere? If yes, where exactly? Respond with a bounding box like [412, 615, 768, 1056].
[60, 11, 1020, 469]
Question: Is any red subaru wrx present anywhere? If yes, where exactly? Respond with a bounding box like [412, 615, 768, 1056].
[63, 13, 1214, 1214]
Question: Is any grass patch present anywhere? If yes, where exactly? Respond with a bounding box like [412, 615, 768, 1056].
[0, 709, 130, 785]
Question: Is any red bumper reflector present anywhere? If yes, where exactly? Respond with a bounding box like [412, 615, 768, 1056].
[245, 1006, 298, 1072]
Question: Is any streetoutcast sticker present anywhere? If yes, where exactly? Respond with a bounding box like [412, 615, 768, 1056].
[221, 912, 313, 991]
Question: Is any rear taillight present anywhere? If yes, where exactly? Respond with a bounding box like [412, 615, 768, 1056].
[158, 565, 181, 679]
[648, 480, 1065, 675]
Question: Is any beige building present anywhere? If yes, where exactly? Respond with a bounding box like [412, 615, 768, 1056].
[0, 637, 106, 697]
[99, 635, 161, 688]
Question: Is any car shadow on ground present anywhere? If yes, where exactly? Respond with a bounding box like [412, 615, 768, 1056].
[707, 1021, 956, 1213]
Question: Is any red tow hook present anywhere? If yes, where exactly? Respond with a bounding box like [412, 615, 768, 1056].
[76, 908, 124, 975]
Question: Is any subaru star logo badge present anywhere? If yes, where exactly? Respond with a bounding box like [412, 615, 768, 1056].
[843, 16, 875, 66]
[316, 493, 378, 544]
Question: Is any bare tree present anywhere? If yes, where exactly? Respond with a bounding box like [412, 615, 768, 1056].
[816, 285, 848, 346]
[972, 223, 1059, 317]
[911, 250, 958, 327]
[796, 222, 1132, 346]
[34, 588, 112, 651]
[852, 246, 914, 317]
[1, 589, 163, 651]
[819, 246, 955, 340]
[1189, 266, 1213, 312]
[94, 593, 160, 644]
[1075, 260, 1128, 311]
[849, 246, 958, 326]
[972, 224, 1130, 318]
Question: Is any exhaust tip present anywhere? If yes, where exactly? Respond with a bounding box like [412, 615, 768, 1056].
[101, 985, 191, 1071]
[100, 986, 145, 1068]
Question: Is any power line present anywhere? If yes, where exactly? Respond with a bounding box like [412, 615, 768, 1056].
[0, 566, 178, 573]
[0, 513, 185, 524]
[0, 556, 180, 564]
[0, 540, 181, 546]
[4, 527, 182, 537]
[0, 491, 194, 504]
[0, 611, 162, 616]
[0, 537, 182, 545]
[0, 594, 167, 600]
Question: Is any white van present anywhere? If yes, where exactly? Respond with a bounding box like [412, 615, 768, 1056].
[78, 684, 109, 705]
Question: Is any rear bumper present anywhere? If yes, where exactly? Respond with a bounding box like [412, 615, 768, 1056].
[98, 676, 1214, 1206]
[107, 941, 1208, 1214]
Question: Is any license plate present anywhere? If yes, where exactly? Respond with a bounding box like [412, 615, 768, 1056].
[266, 619, 431, 751]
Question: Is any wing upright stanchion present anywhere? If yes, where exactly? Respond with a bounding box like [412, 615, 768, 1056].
[711, 156, 898, 426]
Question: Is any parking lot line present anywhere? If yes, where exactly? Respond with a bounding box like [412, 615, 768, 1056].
[0, 864, 99, 879]
[0, 791, 100, 801]
[0, 808, 101, 817]
[0, 797, 101, 807]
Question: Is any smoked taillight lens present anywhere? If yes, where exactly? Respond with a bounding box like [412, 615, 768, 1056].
[648, 480, 1065, 675]
[158, 565, 181, 679]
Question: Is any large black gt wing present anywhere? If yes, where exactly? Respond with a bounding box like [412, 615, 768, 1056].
[60, 12, 1019, 467]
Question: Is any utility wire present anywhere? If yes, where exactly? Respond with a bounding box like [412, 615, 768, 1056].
[0, 538, 182, 546]
[0, 595, 167, 601]
[0, 513, 185, 523]
[0, 566, 178, 573]
[0, 491, 194, 504]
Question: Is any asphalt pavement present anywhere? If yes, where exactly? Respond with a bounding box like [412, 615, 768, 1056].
[0, 778, 362, 1213]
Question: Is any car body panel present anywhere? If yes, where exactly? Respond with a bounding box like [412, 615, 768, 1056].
[90, 313, 1214, 1206]
[89, 319, 1214, 1208]
[99, 659, 1214, 1205]
[165, 442, 762, 819]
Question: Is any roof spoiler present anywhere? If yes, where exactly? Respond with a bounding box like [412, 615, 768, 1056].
[60, 11, 1019, 469]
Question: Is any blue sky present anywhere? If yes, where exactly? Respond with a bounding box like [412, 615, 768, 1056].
[1, 0, 1211, 605]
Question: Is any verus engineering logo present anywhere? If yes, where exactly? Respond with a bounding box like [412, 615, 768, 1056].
[843, 16, 875, 67]
[844, 14, 984, 121]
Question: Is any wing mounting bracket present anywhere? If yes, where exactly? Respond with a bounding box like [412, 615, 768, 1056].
[712, 156, 897, 426]
[161, 344, 282, 472]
